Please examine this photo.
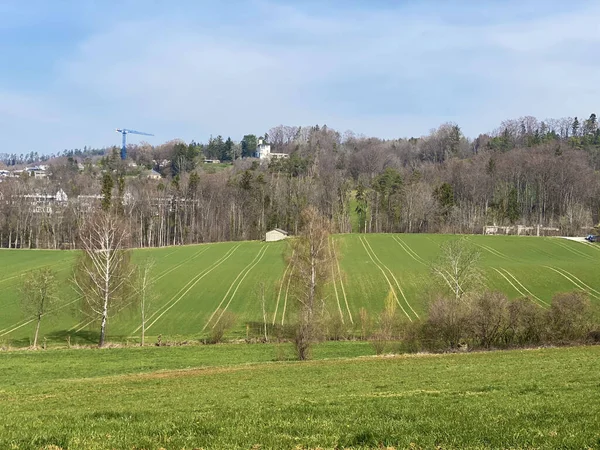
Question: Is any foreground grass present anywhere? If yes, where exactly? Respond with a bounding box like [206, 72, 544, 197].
[1, 343, 599, 449]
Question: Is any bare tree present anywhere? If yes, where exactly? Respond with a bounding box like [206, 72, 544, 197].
[135, 257, 156, 346]
[289, 206, 333, 360]
[431, 239, 482, 301]
[257, 281, 269, 341]
[73, 211, 135, 347]
[371, 289, 398, 355]
[19, 267, 57, 348]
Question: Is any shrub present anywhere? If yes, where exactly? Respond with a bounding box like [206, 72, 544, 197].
[470, 291, 510, 349]
[547, 292, 591, 343]
[325, 312, 347, 341]
[358, 307, 370, 340]
[208, 309, 237, 344]
[506, 298, 546, 346]
[369, 290, 400, 354]
[423, 296, 472, 350]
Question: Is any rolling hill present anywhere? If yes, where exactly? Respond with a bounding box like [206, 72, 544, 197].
[1, 234, 598, 345]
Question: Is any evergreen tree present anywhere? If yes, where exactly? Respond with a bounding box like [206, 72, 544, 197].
[101, 173, 114, 212]
[241, 135, 258, 158]
[506, 188, 520, 224]
[572, 117, 580, 137]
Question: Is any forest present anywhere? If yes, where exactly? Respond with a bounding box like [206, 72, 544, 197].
[1, 114, 599, 248]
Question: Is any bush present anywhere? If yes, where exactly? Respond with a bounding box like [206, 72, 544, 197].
[362, 289, 597, 354]
[422, 296, 472, 350]
[470, 291, 510, 349]
[369, 290, 401, 354]
[547, 292, 591, 343]
[325, 312, 348, 341]
[208, 309, 237, 344]
[506, 298, 546, 346]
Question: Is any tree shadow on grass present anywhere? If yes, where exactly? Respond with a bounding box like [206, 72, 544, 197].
[46, 329, 100, 345]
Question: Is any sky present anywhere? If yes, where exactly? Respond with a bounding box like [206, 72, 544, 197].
[1, 0, 600, 154]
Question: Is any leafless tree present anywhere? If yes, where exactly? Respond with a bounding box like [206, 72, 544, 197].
[73, 211, 135, 347]
[289, 206, 333, 360]
[135, 257, 156, 346]
[19, 267, 57, 348]
[432, 239, 482, 301]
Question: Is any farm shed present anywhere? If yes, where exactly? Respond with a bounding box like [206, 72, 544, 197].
[266, 228, 288, 242]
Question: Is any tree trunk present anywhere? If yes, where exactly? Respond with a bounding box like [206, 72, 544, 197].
[99, 307, 107, 347]
[33, 314, 41, 349]
[141, 307, 145, 346]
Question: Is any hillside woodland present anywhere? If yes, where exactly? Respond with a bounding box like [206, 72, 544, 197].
[1, 114, 599, 248]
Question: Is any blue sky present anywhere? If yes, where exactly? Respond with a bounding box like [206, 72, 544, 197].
[1, 0, 599, 154]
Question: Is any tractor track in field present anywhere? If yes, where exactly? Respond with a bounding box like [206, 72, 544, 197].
[152, 246, 211, 282]
[67, 247, 212, 334]
[279, 265, 294, 326]
[207, 245, 270, 330]
[132, 245, 241, 335]
[332, 239, 353, 324]
[0, 258, 74, 287]
[392, 236, 428, 266]
[329, 242, 345, 324]
[543, 266, 600, 300]
[359, 236, 417, 321]
[551, 239, 596, 261]
[272, 253, 293, 326]
[492, 268, 548, 307]
[0, 296, 83, 337]
[473, 242, 511, 261]
[329, 238, 353, 324]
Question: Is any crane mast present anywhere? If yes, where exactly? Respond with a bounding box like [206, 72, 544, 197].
[116, 128, 154, 160]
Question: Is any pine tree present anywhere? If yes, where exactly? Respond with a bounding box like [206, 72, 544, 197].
[101, 173, 114, 212]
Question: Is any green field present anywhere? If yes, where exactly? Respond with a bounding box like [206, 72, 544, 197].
[1, 234, 599, 345]
[0, 343, 599, 448]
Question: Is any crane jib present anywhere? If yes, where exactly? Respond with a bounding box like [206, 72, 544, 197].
[116, 128, 154, 160]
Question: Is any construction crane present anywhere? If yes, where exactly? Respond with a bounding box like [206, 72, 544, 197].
[116, 128, 154, 160]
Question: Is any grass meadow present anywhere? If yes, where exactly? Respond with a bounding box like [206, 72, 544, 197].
[1, 234, 599, 346]
[0, 343, 599, 448]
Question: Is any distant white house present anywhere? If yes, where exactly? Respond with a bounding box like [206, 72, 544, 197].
[25, 166, 47, 179]
[266, 228, 288, 242]
[204, 159, 220, 164]
[255, 138, 289, 160]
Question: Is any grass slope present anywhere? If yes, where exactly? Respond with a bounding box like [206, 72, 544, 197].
[0, 343, 599, 448]
[1, 234, 599, 345]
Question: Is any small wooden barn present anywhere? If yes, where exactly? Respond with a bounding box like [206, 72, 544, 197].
[265, 228, 288, 242]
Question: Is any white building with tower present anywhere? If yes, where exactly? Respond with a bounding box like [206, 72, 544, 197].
[255, 138, 289, 160]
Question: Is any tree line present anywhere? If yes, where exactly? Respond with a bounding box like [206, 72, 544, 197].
[1, 114, 599, 249]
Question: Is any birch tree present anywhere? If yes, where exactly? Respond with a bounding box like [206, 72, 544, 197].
[289, 206, 333, 360]
[431, 239, 482, 301]
[73, 211, 135, 347]
[19, 267, 57, 348]
[135, 257, 156, 346]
